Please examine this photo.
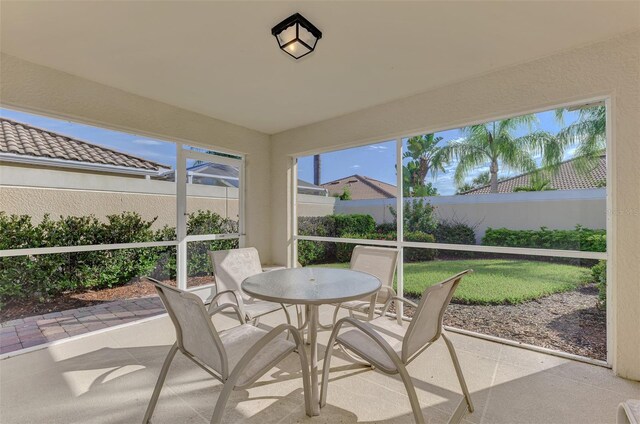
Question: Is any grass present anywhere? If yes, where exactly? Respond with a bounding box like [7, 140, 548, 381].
[317, 259, 589, 305]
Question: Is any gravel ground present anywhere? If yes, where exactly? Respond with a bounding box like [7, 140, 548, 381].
[392, 284, 606, 361]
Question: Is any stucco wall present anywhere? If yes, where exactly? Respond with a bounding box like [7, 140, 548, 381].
[0, 186, 239, 228]
[331, 189, 606, 242]
[272, 33, 640, 379]
[0, 164, 239, 227]
[296, 193, 336, 217]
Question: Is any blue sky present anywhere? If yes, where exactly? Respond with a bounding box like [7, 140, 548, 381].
[1, 107, 580, 196]
[298, 109, 581, 195]
[0, 108, 178, 168]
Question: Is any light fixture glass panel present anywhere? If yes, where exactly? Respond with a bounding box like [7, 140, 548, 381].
[298, 25, 317, 49]
[284, 40, 311, 59]
[277, 25, 297, 47]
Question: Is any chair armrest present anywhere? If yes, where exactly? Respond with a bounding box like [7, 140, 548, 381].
[208, 303, 246, 324]
[380, 295, 418, 316]
[332, 317, 404, 369]
[378, 286, 397, 297]
[209, 290, 246, 320]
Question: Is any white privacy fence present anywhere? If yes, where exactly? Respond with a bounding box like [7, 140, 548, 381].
[300, 189, 606, 243]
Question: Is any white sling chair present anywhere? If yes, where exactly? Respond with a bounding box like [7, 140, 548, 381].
[330, 245, 399, 325]
[143, 279, 312, 424]
[320, 270, 474, 424]
[209, 247, 291, 326]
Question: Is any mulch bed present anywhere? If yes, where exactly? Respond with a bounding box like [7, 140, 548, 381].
[0, 276, 214, 323]
[391, 284, 606, 361]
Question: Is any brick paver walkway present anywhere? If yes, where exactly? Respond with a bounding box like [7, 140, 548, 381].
[0, 296, 166, 355]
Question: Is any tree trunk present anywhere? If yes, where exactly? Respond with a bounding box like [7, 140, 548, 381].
[313, 155, 321, 186]
[490, 160, 499, 193]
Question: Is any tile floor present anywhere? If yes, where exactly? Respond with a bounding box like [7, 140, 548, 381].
[0, 305, 637, 423]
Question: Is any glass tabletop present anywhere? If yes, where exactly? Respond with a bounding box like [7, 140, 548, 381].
[241, 267, 381, 305]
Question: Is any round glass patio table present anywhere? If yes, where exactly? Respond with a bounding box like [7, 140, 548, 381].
[242, 267, 381, 415]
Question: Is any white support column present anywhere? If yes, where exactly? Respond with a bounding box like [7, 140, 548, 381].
[239, 157, 246, 248]
[176, 145, 188, 289]
[290, 157, 299, 268]
[395, 138, 404, 322]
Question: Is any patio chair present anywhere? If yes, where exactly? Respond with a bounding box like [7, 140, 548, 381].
[329, 245, 399, 326]
[320, 270, 474, 424]
[143, 279, 312, 424]
[209, 247, 292, 326]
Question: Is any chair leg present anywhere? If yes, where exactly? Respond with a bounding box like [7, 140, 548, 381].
[442, 333, 474, 413]
[294, 335, 313, 417]
[210, 380, 235, 424]
[281, 304, 293, 340]
[317, 305, 336, 330]
[332, 304, 341, 327]
[397, 364, 425, 424]
[142, 343, 179, 424]
[319, 326, 340, 407]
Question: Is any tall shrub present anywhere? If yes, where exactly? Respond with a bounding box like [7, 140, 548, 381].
[390, 198, 438, 234]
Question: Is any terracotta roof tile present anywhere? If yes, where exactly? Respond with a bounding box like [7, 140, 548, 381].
[321, 175, 397, 200]
[0, 118, 167, 171]
[462, 155, 606, 194]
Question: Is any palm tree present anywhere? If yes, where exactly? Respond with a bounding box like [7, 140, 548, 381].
[456, 171, 492, 194]
[440, 115, 561, 193]
[513, 172, 554, 192]
[555, 104, 605, 172]
[402, 134, 446, 196]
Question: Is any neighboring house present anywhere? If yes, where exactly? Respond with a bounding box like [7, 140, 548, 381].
[322, 174, 397, 200]
[158, 162, 327, 195]
[0, 118, 235, 227]
[0, 118, 169, 177]
[461, 154, 606, 195]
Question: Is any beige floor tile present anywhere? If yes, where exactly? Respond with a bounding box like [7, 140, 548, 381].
[1, 307, 637, 424]
[479, 361, 633, 424]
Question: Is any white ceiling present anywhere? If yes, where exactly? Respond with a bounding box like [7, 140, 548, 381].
[1, 1, 639, 134]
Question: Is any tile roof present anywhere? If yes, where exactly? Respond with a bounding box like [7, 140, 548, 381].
[461, 154, 606, 194]
[321, 174, 397, 200]
[0, 118, 167, 171]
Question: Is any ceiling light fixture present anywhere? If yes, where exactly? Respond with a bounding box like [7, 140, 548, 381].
[271, 13, 322, 60]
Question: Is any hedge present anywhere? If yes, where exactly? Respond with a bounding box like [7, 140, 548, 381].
[335, 231, 436, 263]
[433, 221, 476, 258]
[482, 226, 606, 252]
[333, 214, 376, 236]
[297, 216, 337, 266]
[0, 210, 237, 302]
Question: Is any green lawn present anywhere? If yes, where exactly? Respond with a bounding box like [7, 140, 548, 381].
[317, 259, 589, 305]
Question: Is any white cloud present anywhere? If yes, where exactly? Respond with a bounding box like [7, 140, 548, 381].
[368, 145, 388, 151]
[132, 138, 162, 146]
[351, 164, 361, 169]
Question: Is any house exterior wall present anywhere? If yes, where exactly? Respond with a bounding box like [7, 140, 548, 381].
[272, 33, 640, 379]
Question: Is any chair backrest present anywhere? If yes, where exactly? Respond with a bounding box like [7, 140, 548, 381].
[210, 247, 263, 304]
[350, 245, 399, 303]
[150, 279, 228, 377]
[401, 270, 471, 362]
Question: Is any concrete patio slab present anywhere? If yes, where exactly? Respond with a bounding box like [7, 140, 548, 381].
[0, 305, 637, 424]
